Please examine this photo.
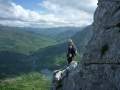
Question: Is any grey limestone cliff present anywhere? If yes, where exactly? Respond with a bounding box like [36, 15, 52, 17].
[52, 0, 120, 90]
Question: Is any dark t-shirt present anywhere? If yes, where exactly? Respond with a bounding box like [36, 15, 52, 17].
[67, 46, 76, 57]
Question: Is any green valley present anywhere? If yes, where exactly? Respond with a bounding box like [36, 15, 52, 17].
[0, 25, 93, 90]
[0, 25, 57, 55]
[0, 72, 50, 90]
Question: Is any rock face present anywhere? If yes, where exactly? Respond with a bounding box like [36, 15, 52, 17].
[52, 0, 120, 90]
[83, 0, 120, 64]
[52, 61, 78, 90]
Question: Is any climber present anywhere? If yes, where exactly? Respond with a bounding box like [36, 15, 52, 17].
[67, 39, 77, 64]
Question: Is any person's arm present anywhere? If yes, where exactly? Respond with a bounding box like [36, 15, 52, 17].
[66, 47, 69, 57]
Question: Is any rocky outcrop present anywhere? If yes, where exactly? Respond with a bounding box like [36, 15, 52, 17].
[52, 0, 120, 90]
[52, 61, 78, 90]
[83, 0, 120, 64]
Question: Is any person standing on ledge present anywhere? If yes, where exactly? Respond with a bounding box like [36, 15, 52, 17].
[67, 39, 77, 64]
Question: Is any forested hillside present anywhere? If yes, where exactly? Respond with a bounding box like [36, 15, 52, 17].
[0, 25, 82, 77]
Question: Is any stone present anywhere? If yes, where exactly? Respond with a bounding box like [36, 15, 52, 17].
[52, 0, 120, 90]
[52, 61, 78, 90]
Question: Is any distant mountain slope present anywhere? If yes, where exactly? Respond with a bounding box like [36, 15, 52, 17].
[29, 43, 66, 70]
[0, 25, 81, 77]
[0, 25, 81, 55]
[0, 51, 32, 77]
[73, 25, 93, 56]
[23, 26, 82, 42]
[30, 25, 93, 70]
[55, 29, 81, 42]
[23, 26, 82, 39]
[0, 25, 57, 55]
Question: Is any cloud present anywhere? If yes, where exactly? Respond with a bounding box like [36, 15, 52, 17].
[0, 0, 98, 27]
[41, 0, 97, 14]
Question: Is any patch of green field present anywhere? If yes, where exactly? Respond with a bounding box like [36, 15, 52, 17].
[0, 72, 51, 90]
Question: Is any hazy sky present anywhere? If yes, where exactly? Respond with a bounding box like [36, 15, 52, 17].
[0, 0, 98, 28]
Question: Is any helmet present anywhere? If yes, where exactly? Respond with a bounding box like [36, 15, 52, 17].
[68, 39, 74, 46]
[68, 39, 73, 43]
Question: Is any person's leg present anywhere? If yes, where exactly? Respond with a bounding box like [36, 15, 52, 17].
[72, 56, 75, 61]
[69, 58, 73, 64]
[67, 58, 72, 64]
[69, 57, 75, 64]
